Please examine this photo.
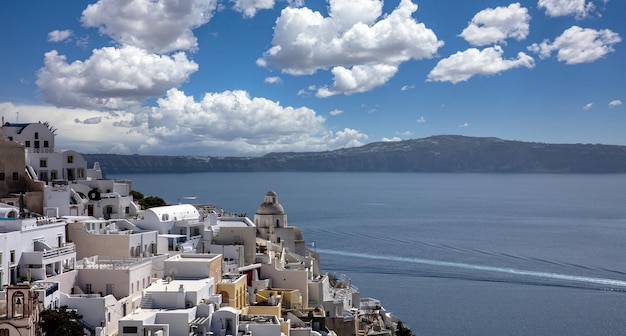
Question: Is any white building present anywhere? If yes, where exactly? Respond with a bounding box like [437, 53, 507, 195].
[1, 121, 141, 220]
[119, 278, 217, 336]
[66, 217, 159, 260]
[131, 204, 204, 254]
[255, 191, 306, 256]
[205, 215, 256, 266]
[0, 204, 76, 286]
[46, 256, 154, 336]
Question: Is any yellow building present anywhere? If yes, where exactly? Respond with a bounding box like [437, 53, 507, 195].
[216, 274, 247, 310]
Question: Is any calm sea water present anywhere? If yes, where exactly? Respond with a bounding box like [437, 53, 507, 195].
[110, 172, 626, 335]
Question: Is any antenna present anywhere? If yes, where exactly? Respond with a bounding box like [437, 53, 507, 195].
[16, 111, 19, 123]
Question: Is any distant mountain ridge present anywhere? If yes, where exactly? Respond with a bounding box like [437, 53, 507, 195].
[83, 135, 626, 174]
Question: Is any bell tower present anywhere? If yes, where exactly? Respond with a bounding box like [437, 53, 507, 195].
[0, 283, 40, 336]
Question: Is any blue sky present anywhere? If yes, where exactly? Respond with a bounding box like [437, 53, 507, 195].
[0, 0, 624, 156]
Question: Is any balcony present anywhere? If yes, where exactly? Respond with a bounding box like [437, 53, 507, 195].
[22, 242, 76, 265]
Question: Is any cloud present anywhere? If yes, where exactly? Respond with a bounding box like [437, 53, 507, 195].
[382, 137, 402, 142]
[264, 76, 282, 85]
[329, 109, 344, 116]
[36, 46, 198, 110]
[528, 26, 621, 64]
[316, 64, 398, 97]
[132, 88, 368, 154]
[396, 131, 413, 136]
[583, 102, 593, 110]
[537, 0, 597, 19]
[459, 122, 470, 128]
[416, 116, 426, 123]
[47, 30, 73, 43]
[258, 0, 443, 94]
[460, 3, 530, 46]
[326, 128, 369, 148]
[231, 0, 275, 18]
[401, 85, 414, 91]
[74, 117, 103, 124]
[81, 0, 218, 53]
[609, 100, 622, 108]
[427, 45, 535, 83]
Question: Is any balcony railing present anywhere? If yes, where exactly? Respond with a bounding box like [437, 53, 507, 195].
[42, 243, 75, 259]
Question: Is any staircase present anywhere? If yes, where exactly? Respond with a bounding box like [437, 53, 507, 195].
[140, 292, 153, 309]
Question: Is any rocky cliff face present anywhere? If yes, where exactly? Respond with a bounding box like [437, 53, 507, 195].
[84, 135, 626, 174]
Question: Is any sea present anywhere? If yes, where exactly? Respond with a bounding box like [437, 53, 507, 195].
[109, 172, 626, 336]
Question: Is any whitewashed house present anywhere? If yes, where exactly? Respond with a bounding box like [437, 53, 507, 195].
[0, 204, 76, 286]
[131, 204, 205, 254]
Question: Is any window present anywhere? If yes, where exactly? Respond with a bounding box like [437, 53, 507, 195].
[34, 141, 40, 149]
[12, 172, 19, 180]
[44, 140, 49, 148]
[51, 170, 58, 180]
[40, 159, 47, 167]
[0, 328, 9, 336]
[106, 284, 114, 295]
[67, 155, 74, 164]
[0, 173, 4, 181]
[10, 250, 15, 264]
[86, 283, 92, 294]
[25, 140, 30, 147]
[34, 132, 39, 139]
[122, 326, 138, 334]
[77, 168, 84, 178]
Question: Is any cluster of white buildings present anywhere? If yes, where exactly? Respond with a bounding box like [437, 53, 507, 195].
[0, 120, 399, 336]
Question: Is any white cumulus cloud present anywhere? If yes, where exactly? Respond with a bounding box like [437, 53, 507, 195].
[608, 100, 622, 108]
[416, 116, 426, 123]
[231, 0, 275, 18]
[258, 0, 442, 95]
[264, 76, 282, 85]
[528, 26, 621, 64]
[129, 88, 368, 154]
[316, 64, 398, 98]
[47, 30, 73, 43]
[382, 137, 402, 142]
[537, 0, 597, 19]
[329, 109, 344, 116]
[427, 46, 535, 83]
[81, 0, 217, 53]
[583, 102, 593, 110]
[460, 3, 530, 46]
[36, 46, 198, 110]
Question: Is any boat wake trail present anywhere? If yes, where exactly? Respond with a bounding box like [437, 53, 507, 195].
[317, 248, 626, 290]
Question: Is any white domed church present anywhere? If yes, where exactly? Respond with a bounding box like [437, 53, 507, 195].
[254, 191, 305, 256]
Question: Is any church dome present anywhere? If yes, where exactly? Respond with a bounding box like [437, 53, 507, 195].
[256, 190, 285, 215]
